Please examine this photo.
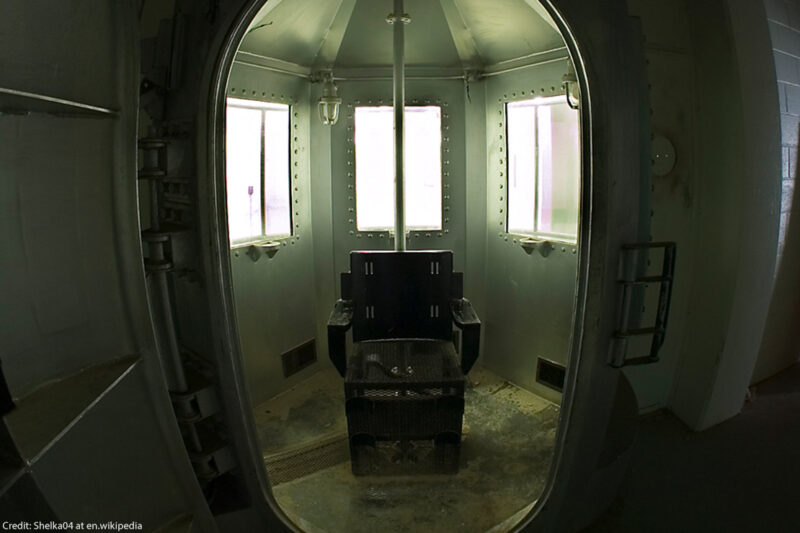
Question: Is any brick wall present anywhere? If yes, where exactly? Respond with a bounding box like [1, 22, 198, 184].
[765, 0, 800, 250]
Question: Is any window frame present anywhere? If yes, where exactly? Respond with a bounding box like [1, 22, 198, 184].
[353, 104, 444, 233]
[504, 95, 581, 244]
[225, 97, 293, 247]
[342, 98, 452, 240]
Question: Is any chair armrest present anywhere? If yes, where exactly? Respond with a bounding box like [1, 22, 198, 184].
[451, 298, 481, 374]
[327, 299, 354, 376]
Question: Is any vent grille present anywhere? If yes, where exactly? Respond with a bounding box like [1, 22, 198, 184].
[536, 358, 566, 392]
[281, 339, 316, 378]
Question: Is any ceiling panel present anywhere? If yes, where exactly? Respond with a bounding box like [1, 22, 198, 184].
[239, 0, 344, 66]
[235, 0, 564, 69]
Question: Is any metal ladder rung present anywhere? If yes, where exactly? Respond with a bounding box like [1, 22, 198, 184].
[620, 275, 672, 285]
[617, 327, 665, 337]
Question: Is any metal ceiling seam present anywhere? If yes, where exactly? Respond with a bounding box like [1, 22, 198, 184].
[312, 0, 358, 70]
[439, 0, 485, 69]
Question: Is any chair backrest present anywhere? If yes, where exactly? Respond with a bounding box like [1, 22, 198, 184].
[341, 251, 462, 342]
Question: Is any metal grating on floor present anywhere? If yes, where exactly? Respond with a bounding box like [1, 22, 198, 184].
[264, 432, 350, 485]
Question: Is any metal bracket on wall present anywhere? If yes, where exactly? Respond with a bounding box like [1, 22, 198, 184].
[520, 237, 554, 257]
[609, 242, 676, 368]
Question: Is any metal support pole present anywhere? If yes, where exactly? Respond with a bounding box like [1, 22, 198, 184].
[389, 0, 410, 251]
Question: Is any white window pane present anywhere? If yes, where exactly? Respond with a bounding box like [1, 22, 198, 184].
[354, 106, 443, 232]
[537, 102, 580, 239]
[264, 106, 291, 237]
[506, 97, 580, 242]
[405, 107, 442, 230]
[355, 107, 394, 231]
[507, 101, 537, 234]
[226, 106, 263, 242]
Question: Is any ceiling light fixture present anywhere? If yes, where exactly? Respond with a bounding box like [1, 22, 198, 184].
[318, 73, 341, 126]
[562, 59, 580, 110]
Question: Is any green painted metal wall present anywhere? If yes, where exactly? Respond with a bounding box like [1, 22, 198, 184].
[481, 61, 579, 404]
[225, 64, 320, 407]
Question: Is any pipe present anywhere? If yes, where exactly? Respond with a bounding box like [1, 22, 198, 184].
[391, 0, 408, 251]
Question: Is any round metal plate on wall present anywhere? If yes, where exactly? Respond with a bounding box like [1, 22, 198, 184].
[652, 133, 676, 176]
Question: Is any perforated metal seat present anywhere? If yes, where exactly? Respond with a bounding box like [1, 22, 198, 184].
[327, 251, 480, 474]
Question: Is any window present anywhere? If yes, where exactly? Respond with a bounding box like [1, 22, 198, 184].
[225, 98, 291, 244]
[506, 96, 580, 242]
[354, 106, 442, 231]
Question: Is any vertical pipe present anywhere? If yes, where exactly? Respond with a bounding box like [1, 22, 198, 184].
[392, 0, 406, 251]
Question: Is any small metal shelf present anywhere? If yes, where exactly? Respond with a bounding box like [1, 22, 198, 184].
[0, 87, 118, 118]
[4, 356, 139, 464]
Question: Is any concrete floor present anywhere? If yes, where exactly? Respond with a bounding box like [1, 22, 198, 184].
[253, 367, 559, 533]
[583, 363, 800, 533]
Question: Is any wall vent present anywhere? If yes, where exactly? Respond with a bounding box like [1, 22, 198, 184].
[536, 358, 566, 392]
[282, 339, 317, 378]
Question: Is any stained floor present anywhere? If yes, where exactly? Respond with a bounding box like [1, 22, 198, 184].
[253, 367, 559, 533]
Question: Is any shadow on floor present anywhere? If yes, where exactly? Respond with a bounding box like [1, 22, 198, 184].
[583, 363, 800, 533]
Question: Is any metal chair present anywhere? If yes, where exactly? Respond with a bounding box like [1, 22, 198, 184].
[327, 250, 480, 474]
